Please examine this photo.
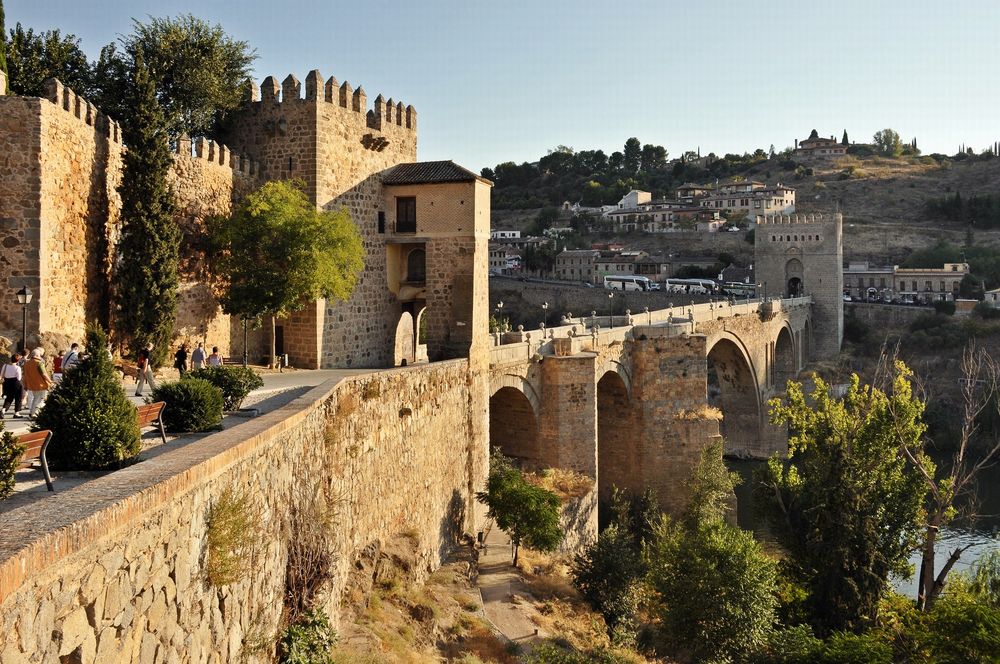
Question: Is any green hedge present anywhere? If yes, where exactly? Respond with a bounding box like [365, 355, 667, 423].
[188, 365, 263, 410]
[151, 378, 223, 433]
[0, 423, 25, 499]
[35, 325, 141, 470]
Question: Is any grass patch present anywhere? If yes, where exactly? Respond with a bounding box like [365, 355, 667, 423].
[674, 404, 723, 421]
[526, 467, 594, 500]
[205, 486, 258, 586]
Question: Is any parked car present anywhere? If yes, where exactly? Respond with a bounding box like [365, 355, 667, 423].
[582, 282, 595, 288]
[843, 294, 852, 302]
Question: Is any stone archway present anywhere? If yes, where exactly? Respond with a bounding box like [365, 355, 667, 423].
[489, 386, 542, 470]
[393, 312, 415, 366]
[785, 258, 804, 297]
[773, 326, 796, 389]
[597, 370, 637, 523]
[707, 337, 761, 456]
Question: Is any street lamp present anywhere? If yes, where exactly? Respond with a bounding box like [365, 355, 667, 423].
[541, 301, 548, 329]
[16, 286, 32, 353]
[608, 291, 615, 329]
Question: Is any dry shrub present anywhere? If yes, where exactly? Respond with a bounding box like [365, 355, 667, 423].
[206, 486, 260, 586]
[284, 487, 337, 623]
[525, 467, 594, 501]
[674, 405, 723, 421]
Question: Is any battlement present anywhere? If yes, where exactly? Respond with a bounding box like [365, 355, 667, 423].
[174, 134, 259, 177]
[755, 213, 838, 226]
[41, 79, 122, 144]
[245, 70, 416, 132]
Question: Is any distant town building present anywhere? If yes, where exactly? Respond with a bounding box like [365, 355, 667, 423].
[691, 180, 796, 219]
[605, 195, 724, 233]
[844, 261, 969, 302]
[555, 249, 600, 282]
[489, 244, 507, 275]
[984, 287, 1000, 308]
[596, 250, 648, 281]
[616, 189, 652, 210]
[491, 230, 521, 240]
[795, 131, 848, 158]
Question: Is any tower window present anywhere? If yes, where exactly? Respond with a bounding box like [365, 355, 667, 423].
[396, 197, 416, 233]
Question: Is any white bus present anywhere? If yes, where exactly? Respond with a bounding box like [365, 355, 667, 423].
[665, 278, 718, 295]
[603, 275, 653, 291]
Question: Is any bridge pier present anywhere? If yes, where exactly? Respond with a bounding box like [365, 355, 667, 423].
[538, 355, 598, 477]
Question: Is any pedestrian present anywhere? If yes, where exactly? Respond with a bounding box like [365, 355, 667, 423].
[1, 353, 24, 418]
[191, 342, 206, 371]
[62, 343, 81, 373]
[135, 343, 156, 397]
[174, 344, 189, 378]
[53, 351, 64, 383]
[22, 348, 54, 418]
[207, 346, 222, 367]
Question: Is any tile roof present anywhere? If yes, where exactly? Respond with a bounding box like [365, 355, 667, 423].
[382, 160, 485, 186]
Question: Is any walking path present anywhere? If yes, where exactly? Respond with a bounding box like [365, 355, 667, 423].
[476, 525, 548, 647]
[1, 368, 369, 513]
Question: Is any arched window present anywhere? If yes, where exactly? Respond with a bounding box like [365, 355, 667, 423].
[406, 248, 426, 282]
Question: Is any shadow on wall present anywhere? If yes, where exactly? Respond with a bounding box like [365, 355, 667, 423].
[439, 489, 466, 560]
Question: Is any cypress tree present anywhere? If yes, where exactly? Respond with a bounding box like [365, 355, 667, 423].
[114, 52, 179, 367]
[841, 129, 849, 145]
[0, 0, 7, 77]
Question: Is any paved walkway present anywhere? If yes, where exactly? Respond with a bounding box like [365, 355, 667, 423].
[476, 525, 548, 646]
[1, 368, 369, 514]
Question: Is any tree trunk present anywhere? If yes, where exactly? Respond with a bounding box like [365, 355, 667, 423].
[242, 318, 248, 367]
[270, 315, 276, 369]
[512, 539, 520, 567]
[917, 526, 937, 611]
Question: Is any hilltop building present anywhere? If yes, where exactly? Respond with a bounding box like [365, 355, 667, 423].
[795, 130, 848, 158]
[844, 261, 969, 302]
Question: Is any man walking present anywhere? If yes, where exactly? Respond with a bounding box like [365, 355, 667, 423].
[135, 343, 157, 397]
[22, 349, 54, 418]
[191, 342, 207, 371]
[62, 343, 81, 373]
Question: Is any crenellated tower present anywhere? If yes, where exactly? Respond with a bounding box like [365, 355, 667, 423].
[754, 213, 843, 359]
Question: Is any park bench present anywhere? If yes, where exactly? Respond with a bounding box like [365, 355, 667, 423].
[16, 430, 54, 492]
[137, 402, 167, 445]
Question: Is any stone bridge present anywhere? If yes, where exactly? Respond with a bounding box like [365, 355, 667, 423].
[487, 296, 813, 514]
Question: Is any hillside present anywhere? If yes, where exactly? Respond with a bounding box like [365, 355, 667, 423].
[491, 153, 1000, 267]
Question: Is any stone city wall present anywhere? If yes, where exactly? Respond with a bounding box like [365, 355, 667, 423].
[0, 360, 489, 663]
[845, 301, 930, 329]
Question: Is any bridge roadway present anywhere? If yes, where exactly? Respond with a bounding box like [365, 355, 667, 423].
[486, 296, 813, 515]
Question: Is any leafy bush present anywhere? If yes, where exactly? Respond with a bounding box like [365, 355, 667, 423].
[753, 625, 823, 663]
[819, 631, 893, 664]
[35, 324, 141, 470]
[279, 608, 338, 664]
[909, 313, 951, 333]
[932, 300, 956, 316]
[206, 487, 257, 586]
[0, 422, 26, 499]
[843, 316, 873, 346]
[973, 301, 1000, 320]
[150, 378, 223, 432]
[571, 524, 644, 644]
[523, 640, 642, 664]
[188, 365, 262, 410]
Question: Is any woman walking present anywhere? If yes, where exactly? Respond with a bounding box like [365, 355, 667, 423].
[1, 353, 24, 418]
[22, 348, 54, 418]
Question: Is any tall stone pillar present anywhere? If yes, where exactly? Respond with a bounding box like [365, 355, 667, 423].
[538, 354, 598, 478]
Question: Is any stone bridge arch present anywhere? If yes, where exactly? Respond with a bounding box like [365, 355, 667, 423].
[772, 323, 797, 390]
[706, 333, 762, 457]
[596, 369, 638, 521]
[489, 379, 543, 471]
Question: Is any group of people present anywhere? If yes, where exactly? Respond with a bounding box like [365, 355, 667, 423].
[1, 344, 83, 419]
[134, 342, 223, 397]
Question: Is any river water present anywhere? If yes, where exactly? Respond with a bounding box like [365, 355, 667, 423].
[727, 454, 1000, 597]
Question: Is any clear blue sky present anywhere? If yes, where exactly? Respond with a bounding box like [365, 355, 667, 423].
[7, 0, 1000, 172]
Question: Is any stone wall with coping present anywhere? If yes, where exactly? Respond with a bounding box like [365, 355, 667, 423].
[0, 360, 491, 663]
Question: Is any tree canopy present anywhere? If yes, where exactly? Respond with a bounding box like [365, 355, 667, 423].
[873, 128, 903, 157]
[755, 367, 930, 635]
[211, 180, 364, 359]
[92, 15, 256, 137]
[4, 24, 92, 96]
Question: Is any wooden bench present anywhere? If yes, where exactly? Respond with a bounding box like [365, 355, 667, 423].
[137, 402, 167, 445]
[16, 430, 54, 492]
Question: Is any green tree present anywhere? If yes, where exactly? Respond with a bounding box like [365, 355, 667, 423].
[808, 129, 819, 139]
[873, 128, 903, 157]
[4, 24, 92, 97]
[33, 324, 141, 469]
[211, 180, 364, 364]
[622, 137, 641, 174]
[571, 523, 645, 644]
[113, 52, 180, 367]
[475, 451, 562, 566]
[756, 367, 929, 635]
[0, 0, 7, 77]
[841, 129, 849, 145]
[92, 15, 256, 137]
[639, 143, 667, 172]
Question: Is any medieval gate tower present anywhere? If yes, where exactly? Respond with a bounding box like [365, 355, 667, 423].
[753, 212, 843, 359]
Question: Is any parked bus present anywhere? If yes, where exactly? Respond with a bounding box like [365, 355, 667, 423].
[665, 278, 718, 295]
[603, 275, 653, 291]
[721, 282, 757, 297]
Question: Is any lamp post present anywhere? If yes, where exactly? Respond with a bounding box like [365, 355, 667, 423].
[495, 300, 505, 338]
[608, 291, 615, 329]
[16, 286, 32, 353]
[541, 301, 548, 330]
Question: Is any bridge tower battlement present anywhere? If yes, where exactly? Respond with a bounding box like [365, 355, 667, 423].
[754, 212, 843, 359]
